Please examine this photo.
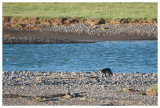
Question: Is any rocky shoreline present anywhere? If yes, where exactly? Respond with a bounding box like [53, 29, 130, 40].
[3, 23, 157, 44]
[3, 71, 158, 106]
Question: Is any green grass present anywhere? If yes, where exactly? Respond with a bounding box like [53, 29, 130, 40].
[3, 2, 157, 19]
[150, 84, 158, 91]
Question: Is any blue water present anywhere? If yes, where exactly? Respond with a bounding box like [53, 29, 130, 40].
[3, 41, 157, 73]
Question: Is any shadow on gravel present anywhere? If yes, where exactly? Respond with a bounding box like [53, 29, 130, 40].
[3, 92, 87, 102]
[3, 94, 20, 98]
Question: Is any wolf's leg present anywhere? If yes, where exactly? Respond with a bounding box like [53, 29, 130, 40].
[109, 72, 113, 77]
[104, 73, 108, 79]
[108, 72, 111, 77]
[101, 73, 103, 78]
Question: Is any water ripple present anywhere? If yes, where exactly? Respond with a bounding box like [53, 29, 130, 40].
[3, 40, 157, 73]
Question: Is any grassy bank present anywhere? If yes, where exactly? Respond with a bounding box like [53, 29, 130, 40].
[3, 2, 157, 19]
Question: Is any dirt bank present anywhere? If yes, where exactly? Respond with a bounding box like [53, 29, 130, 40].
[3, 16, 157, 27]
[3, 16, 157, 44]
[3, 24, 157, 44]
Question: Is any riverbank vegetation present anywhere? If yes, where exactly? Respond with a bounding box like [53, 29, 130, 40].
[146, 84, 158, 96]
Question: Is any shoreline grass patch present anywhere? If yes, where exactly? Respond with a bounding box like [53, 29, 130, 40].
[146, 84, 158, 96]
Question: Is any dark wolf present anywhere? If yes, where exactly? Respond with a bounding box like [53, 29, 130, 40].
[99, 68, 113, 78]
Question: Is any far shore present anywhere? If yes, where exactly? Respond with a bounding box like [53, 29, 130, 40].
[3, 16, 157, 44]
[3, 23, 157, 44]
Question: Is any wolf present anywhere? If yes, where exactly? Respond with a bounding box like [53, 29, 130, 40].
[99, 68, 113, 78]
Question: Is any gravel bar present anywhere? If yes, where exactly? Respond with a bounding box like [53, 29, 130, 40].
[3, 71, 158, 106]
[3, 24, 157, 44]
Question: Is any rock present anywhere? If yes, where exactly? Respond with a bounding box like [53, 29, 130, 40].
[4, 34, 11, 38]
[123, 88, 139, 93]
[101, 27, 105, 31]
[41, 98, 50, 101]
[134, 71, 139, 74]
[80, 97, 86, 101]
[92, 26, 97, 29]
[92, 78, 98, 82]
[65, 94, 75, 98]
